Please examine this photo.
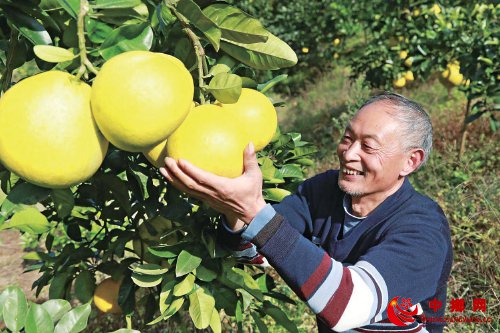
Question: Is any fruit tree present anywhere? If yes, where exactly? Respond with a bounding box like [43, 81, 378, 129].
[0, 0, 317, 332]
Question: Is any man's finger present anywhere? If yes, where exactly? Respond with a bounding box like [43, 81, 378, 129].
[165, 158, 204, 192]
[243, 142, 260, 176]
[178, 158, 224, 189]
[159, 167, 173, 182]
[162, 166, 207, 200]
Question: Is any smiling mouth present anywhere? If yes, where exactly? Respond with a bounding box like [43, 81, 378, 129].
[342, 167, 364, 176]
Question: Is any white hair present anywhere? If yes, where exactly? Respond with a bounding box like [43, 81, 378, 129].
[359, 92, 433, 170]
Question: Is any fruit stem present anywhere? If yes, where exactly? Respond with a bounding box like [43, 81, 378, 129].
[168, 3, 207, 104]
[75, 0, 98, 81]
[126, 315, 132, 329]
[0, 29, 19, 94]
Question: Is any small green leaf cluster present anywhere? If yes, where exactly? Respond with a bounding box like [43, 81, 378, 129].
[0, 286, 94, 333]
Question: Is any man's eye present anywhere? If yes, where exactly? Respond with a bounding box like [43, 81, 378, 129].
[363, 143, 373, 150]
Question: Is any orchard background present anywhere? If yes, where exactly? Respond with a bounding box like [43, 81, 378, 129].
[0, 0, 498, 332]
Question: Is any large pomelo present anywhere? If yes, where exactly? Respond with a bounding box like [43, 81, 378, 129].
[166, 105, 248, 178]
[143, 102, 196, 168]
[143, 138, 168, 168]
[0, 71, 108, 188]
[219, 88, 277, 151]
[91, 51, 194, 152]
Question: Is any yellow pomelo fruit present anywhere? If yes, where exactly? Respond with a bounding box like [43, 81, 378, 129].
[143, 102, 196, 168]
[93, 278, 122, 314]
[399, 50, 408, 60]
[441, 63, 463, 87]
[430, 4, 441, 14]
[91, 51, 194, 152]
[393, 76, 406, 88]
[167, 105, 247, 178]
[405, 70, 414, 82]
[404, 57, 413, 67]
[0, 71, 108, 188]
[219, 88, 277, 152]
[133, 216, 177, 263]
[143, 139, 168, 168]
[302, 47, 309, 54]
[333, 38, 341, 46]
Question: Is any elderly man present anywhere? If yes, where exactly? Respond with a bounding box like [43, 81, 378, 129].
[160, 92, 453, 333]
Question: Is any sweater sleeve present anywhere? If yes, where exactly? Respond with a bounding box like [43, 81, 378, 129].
[242, 206, 450, 331]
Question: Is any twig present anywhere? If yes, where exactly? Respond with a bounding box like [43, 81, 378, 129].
[1, 29, 19, 94]
[75, 0, 98, 80]
[168, 2, 208, 104]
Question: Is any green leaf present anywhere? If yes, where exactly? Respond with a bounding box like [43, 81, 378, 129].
[208, 73, 242, 104]
[33, 45, 75, 63]
[41, 300, 71, 323]
[176, 250, 202, 277]
[99, 22, 153, 60]
[263, 301, 298, 333]
[148, 243, 186, 258]
[209, 308, 221, 333]
[51, 188, 75, 218]
[94, 173, 131, 214]
[175, 0, 221, 51]
[232, 268, 263, 300]
[3, 6, 53, 45]
[53, 303, 91, 333]
[131, 272, 163, 288]
[56, 0, 80, 18]
[159, 280, 176, 313]
[208, 63, 231, 76]
[259, 157, 276, 181]
[0, 207, 51, 234]
[94, 0, 142, 9]
[173, 273, 195, 296]
[74, 270, 95, 304]
[49, 271, 71, 299]
[277, 164, 303, 178]
[257, 74, 288, 94]
[85, 18, 113, 44]
[109, 330, 141, 333]
[155, 3, 177, 29]
[251, 311, 268, 333]
[195, 265, 217, 282]
[133, 263, 169, 275]
[203, 3, 268, 44]
[188, 287, 215, 329]
[263, 188, 292, 202]
[25, 303, 54, 333]
[1, 182, 50, 221]
[220, 31, 297, 70]
[295, 158, 314, 166]
[2, 286, 28, 332]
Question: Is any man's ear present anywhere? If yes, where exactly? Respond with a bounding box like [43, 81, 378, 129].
[400, 148, 425, 177]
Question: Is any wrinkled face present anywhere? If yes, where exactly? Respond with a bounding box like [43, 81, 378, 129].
[337, 102, 408, 198]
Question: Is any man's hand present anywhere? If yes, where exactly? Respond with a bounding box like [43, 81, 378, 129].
[159, 142, 267, 226]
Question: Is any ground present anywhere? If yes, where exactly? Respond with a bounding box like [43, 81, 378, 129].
[0, 230, 48, 301]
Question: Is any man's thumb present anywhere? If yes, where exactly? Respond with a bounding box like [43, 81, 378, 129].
[243, 142, 259, 174]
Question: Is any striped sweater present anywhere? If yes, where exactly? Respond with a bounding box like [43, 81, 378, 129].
[223, 170, 453, 333]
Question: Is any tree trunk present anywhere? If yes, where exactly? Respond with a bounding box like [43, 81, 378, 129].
[458, 98, 472, 159]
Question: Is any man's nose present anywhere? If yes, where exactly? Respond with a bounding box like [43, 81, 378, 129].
[343, 141, 361, 161]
